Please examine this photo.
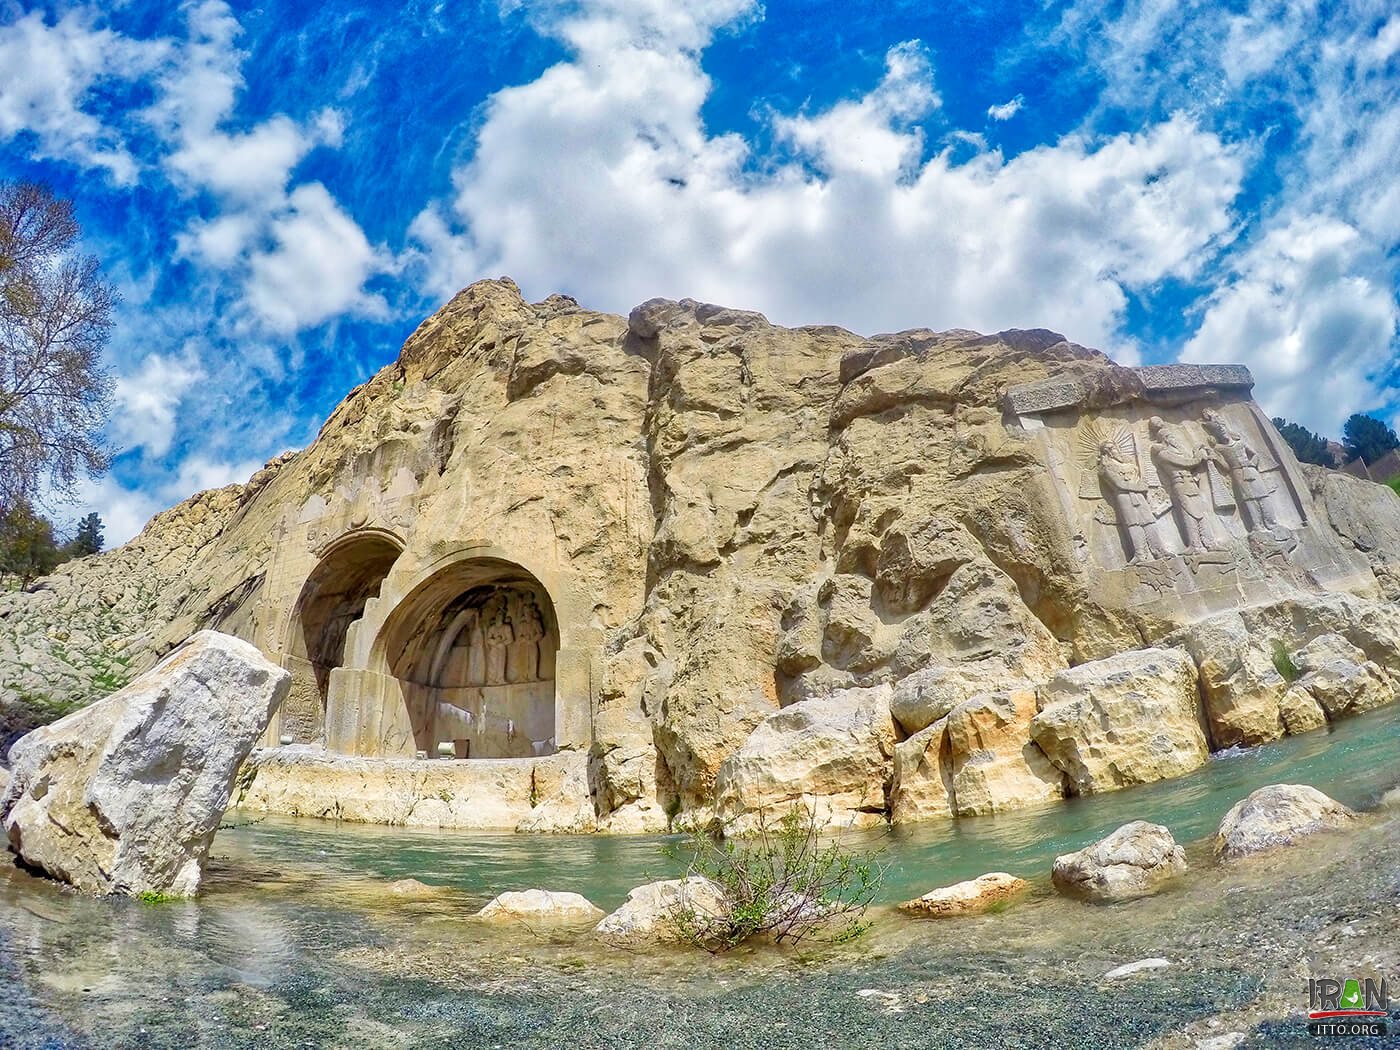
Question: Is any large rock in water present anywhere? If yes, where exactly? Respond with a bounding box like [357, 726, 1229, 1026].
[1030, 649, 1208, 795]
[595, 877, 729, 946]
[0, 632, 288, 897]
[475, 889, 604, 925]
[713, 686, 895, 832]
[1291, 634, 1395, 719]
[1215, 784, 1356, 859]
[1051, 821, 1188, 902]
[943, 688, 1065, 816]
[899, 872, 1029, 917]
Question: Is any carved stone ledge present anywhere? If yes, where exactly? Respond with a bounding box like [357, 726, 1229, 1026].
[1005, 363, 1253, 418]
[1003, 377, 1092, 416]
[1134, 364, 1253, 394]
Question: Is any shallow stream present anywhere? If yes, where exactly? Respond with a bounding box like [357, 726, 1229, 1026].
[3, 704, 1399, 1048]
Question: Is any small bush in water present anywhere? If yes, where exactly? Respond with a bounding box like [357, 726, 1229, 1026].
[665, 807, 884, 952]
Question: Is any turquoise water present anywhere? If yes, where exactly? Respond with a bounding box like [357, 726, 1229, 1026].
[217, 701, 1400, 909]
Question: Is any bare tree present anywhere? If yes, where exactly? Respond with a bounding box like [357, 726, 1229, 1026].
[0, 181, 115, 513]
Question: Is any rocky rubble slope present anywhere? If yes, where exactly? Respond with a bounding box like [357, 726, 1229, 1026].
[0, 464, 291, 751]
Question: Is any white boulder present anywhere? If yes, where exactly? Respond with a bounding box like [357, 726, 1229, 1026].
[713, 686, 894, 832]
[1, 631, 288, 897]
[595, 877, 728, 945]
[1051, 821, 1188, 902]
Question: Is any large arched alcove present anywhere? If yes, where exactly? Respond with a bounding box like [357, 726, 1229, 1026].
[374, 558, 560, 759]
[282, 532, 403, 743]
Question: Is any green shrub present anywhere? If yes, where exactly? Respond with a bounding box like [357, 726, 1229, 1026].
[665, 807, 884, 952]
[1271, 639, 1300, 682]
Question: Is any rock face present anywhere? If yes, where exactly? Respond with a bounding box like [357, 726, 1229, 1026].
[1051, 821, 1188, 901]
[1215, 784, 1356, 859]
[2, 280, 1399, 835]
[1031, 649, 1209, 795]
[594, 877, 728, 945]
[1291, 634, 1394, 719]
[476, 889, 604, 924]
[1, 632, 288, 897]
[898, 872, 1028, 917]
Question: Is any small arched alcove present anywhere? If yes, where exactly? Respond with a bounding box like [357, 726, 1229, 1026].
[283, 532, 403, 743]
[375, 558, 559, 759]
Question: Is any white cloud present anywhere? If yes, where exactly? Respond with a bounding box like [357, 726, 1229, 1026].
[412, 8, 1242, 356]
[987, 95, 1024, 121]
[168, 114, 320, 203]
[143, 3, 386, 332]
[245, 184, 389, 334]
[167, 454, 262, 499]
[1055, 0, 1400, 432]
[0, 2, 385, 338]
[1182, 217, 1397, 433]
[111, 351, 205, 457]
[0, 10, 166, 183]
[774, 42, 939, 177]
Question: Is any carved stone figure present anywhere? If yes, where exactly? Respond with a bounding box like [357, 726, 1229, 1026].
[485, 612, 514, 685]
[513, 598, 546, 682]
[465, 614, 486, 686]
[1098, 439, 1168, 563]
[1202, 409, 1281, 534]
[1148, 417, 1216, 551]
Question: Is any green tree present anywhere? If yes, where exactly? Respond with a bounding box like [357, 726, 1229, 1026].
[0, 181, 115, 514]
[1342, 413, 1400, 466]
[1271, 417, 1333, 466]
[0, 500, 61, 587]
[67, 510, 104, 556]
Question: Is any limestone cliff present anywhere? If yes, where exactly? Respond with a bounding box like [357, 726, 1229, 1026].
[2, 278, 1398, 834]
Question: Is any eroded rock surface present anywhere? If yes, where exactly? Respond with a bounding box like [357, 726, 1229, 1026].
[1215, 784, 1356, 859]
[1, 632, 288, 897]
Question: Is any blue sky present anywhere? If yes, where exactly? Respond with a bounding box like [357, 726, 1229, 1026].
[1, 0, 1397, 544]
